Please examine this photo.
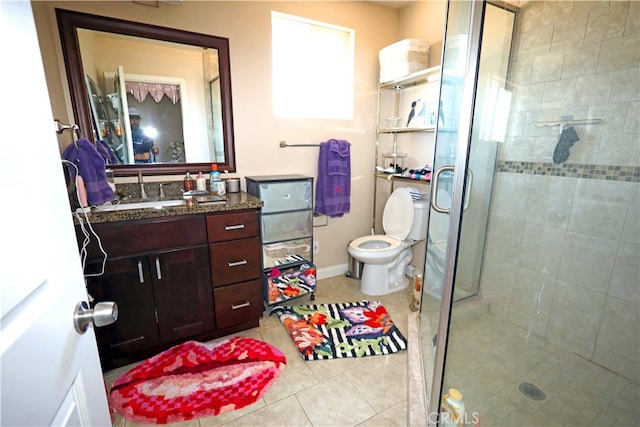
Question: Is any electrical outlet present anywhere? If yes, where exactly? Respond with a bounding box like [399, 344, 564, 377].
[313, 241, 320, 254]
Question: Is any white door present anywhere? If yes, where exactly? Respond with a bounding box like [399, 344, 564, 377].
[0, 1, 111, 425]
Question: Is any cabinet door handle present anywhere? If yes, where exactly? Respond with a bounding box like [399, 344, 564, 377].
[137, 260, 144, 283]
[224, 224, 245, 231]
[228, 259, 248, 267]
[155, 257, 162, 280]
[231, 301, 250, 310]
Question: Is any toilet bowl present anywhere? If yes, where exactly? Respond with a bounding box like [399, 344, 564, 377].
[348, 188, 429, 296]
[424, 189, 451, 298]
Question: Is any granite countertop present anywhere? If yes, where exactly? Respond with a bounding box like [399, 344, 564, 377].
[73, 192, 263, 225]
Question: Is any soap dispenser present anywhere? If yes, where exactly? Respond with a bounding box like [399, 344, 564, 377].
[184, 172, 194, 192]
[195, 172, 207, 192]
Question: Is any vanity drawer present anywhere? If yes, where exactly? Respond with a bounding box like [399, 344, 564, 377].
[81, 216, 207, 258]
[206, 210, 259, 242]
[213, 279, 263, 329]
[209, 237, 261, 286]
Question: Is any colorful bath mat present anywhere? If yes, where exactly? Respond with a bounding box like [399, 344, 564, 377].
[270, 300, 407, 361]
[109, 337, 286, 424]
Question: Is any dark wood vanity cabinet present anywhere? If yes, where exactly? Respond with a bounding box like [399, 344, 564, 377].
[85, 247, 212, 361]
[80, 210, 263, 370]
[83, 215, 214, 369]
[206, 210, 263, 330]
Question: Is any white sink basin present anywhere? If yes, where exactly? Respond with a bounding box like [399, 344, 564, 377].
[94, 199, 186, 212]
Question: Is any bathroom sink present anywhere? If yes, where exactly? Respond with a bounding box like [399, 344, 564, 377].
[93, 199, 187, 212]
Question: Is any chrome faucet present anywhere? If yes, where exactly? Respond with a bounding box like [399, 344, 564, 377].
[138, 171, 148, 199]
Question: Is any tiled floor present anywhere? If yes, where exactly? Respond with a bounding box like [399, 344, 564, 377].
[440, 310, 640, 427]
[104, 275, 415, 427]
[104, 275, 640, 426]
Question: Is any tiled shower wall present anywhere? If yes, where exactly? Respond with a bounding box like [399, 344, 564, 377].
[479, 1, 639, 382]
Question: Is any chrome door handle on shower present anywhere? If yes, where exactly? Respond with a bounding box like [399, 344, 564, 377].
[463, 169, 473, 211]
[430, 165, 455, 214]
[430, 166, 473, 213]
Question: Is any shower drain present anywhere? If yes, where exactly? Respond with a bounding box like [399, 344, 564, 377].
[519, 383, 546, 401]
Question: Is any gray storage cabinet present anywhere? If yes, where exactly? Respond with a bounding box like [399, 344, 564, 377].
[245, 175, 314, 268]
[245, 175, 316, 305]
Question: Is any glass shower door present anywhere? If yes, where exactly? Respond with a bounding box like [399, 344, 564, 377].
[425, 1, 639, 425]
[420, 0, 486, 421]
[420, 0, 515, 424]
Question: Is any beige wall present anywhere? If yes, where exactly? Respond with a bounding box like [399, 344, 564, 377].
[33, 1, 445, 277]
[399, 1, 447, 67]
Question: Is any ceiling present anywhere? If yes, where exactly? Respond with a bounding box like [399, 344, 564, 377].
[370, 1, 412, 9]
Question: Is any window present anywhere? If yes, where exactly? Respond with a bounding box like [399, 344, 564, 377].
[271, 11, 354, 120]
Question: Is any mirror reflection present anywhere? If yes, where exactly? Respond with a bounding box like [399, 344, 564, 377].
[79, 29, 222, 165]
[57, 9, 236, 175]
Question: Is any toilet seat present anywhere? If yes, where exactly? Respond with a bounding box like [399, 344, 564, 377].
[350, 234, 402, 252]
[350, 189, 414, 253]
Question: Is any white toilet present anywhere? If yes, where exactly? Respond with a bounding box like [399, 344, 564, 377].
[348, 188, 429, 296]
[424, 189, 451, 298]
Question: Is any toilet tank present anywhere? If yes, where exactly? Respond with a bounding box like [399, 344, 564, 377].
[407, 199, 429, 241]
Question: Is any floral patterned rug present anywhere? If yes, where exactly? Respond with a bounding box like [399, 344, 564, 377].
[270, 300, 407, 361]
[109, 337, 286, 424]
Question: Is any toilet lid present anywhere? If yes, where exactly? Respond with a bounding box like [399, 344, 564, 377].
[383, 188, 414, 241]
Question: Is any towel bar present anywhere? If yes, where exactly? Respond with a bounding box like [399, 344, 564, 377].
[533, 118, 601, 128]
[279, 140, 321, 148]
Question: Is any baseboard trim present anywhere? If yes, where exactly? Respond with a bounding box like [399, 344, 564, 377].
[316, 263, 349, 281]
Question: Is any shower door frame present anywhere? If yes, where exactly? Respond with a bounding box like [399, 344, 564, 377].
[425, 0, 500, 422]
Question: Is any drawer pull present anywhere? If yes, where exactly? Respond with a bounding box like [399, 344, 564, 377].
[231, 301, 250, 310]
[224, 224, 245, 231]
[137, 260, 144, 283]
[228, 259, 248, 267]
[155, 257, 162, 280]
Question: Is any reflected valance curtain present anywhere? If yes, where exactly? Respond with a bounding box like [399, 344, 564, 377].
[125, 81, 180, 104]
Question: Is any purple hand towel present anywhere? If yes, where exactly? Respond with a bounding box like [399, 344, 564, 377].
[96, 139, 119, 165]
[315, 139, 351, 217]
[62, 138, 115, 206]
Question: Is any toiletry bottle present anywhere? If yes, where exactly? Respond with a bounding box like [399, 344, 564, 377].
[441, 388, 466, 427]
[413, 272, 422, 309]
[210, 164, 221, 194]
[184, 172, 194, 192]
[195, 172, 206, 192]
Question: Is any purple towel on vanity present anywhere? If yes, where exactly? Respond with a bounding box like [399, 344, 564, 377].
[62, 137, 115, 206]
[315, 139, 351, 217]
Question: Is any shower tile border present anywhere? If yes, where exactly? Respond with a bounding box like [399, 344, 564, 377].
[496, 161, 640, 183]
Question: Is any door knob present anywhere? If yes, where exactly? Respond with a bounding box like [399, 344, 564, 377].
[73, 301, 118, 334]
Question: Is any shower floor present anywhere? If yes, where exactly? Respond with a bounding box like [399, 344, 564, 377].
[422, 296, 639, 426]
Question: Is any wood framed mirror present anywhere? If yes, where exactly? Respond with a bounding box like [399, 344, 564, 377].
[56, 8, 236, 176]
